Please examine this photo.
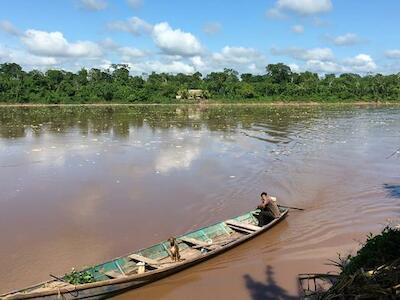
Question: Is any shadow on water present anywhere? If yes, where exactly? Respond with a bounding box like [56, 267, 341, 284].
[383, 184, 400, 198]
[244, 266, 299, 300]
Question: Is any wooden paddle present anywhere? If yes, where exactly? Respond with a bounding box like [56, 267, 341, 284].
[278, 205, 305, 211]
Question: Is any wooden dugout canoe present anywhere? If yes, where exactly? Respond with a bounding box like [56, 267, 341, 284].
[1, 207, 288, 300]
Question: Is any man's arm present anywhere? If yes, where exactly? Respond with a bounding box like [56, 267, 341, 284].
[258, 198, 270, 209]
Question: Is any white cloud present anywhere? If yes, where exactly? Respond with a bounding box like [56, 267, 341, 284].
[247, 63, 259, 72]
[288, 63, 300, 72]
[122, 45, 268, 75]
[126, 0, 143, 9]
[118, 46, 147, 60]
[203, 22, 222, 35]
[99, 38, 119, 50]
[0, 15, 381, 77]
[0, 44, 58, 67]
[212, 46, 264, 65]
[304, 48, 334, 61]
[385, 49, 400, 59]
[24, 55, 58, 67]
[277, 0, 332, 15]
[0, 20, 21, 36]
[93, 59, 113, 70]
[292, 24, 304, 34]
[107, 18, 203, 56]
[160, 54, 184, 61]
[343, 54, 376, 73]
[268, 0, 332, 17]
[271, 47, 334, 61]
[191, 56, 206, 69]
[266, 7, 287, 19]
[306, 60, 343, 73]
[0, 45, 8, 59]
[203, 46, 267, 74]
[130, 60, 195, 74]
[152, 22, 203, 56]
[107, 16, 153, 36]
[21, 29, 102, 58]
[306, 54, 377, 74]
[381, 61, 400, 74]
[79, 0, 107, 11]
[330, 33, 362, 46]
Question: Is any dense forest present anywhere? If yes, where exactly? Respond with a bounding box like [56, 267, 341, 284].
[0, 62, 399, 103]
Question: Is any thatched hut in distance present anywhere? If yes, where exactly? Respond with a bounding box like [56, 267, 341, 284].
[176, 89, 208, 100]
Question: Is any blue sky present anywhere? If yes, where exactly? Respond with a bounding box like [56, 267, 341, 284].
[0, 0, 399, 75]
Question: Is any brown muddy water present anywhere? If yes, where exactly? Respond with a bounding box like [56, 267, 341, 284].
[0, 105, 399, 299]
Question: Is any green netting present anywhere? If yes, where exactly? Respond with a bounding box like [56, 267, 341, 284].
[203, 223, 230, 239]
[139, 243, 169, 260]
[185, 230, 208, 241]
[234, 212, 254, 223]
[87, 260, 119, 281]
[184, 223, 230, 242]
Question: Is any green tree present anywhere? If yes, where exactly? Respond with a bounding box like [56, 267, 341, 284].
[0, 62, 399, 103]
[266, 63, 292, 84]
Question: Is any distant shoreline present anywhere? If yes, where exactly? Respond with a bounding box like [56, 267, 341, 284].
[0, 101, 399, 107]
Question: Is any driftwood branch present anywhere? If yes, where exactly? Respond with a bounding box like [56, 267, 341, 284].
[386, 146, 400, 159]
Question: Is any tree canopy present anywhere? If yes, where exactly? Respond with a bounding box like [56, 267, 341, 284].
[0, 62, 399, 103]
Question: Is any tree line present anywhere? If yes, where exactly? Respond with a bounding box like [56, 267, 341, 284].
[0, 62, 399, 103]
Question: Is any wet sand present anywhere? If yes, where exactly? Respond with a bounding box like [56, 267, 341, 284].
[0, 105, 399, 299]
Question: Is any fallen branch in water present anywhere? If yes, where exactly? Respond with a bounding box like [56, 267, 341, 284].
[386, 146, 400, 159]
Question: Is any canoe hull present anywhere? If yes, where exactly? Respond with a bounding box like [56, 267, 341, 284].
[2, 209, 288, 300]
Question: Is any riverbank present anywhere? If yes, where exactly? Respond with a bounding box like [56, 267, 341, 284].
[301, 225, 400, 299]
[1, 100, 400, 107]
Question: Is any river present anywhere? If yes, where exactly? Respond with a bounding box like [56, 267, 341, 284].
[0, 104, 399, 299]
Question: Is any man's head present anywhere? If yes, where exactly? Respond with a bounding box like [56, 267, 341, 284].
[261, 192, 268, 200]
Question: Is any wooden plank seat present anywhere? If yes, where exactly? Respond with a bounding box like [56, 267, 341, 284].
[225, 219, 261, 234]
[225, 226, 253, 234]
[178, 236, 230, 252]
[128, 254, 161, 267]
[178, 236, 210, 248]
[178, 236, 221, 251]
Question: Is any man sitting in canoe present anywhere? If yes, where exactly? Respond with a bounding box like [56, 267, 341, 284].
[256, 192, 281, 226]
